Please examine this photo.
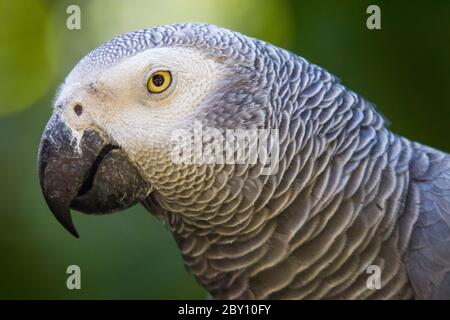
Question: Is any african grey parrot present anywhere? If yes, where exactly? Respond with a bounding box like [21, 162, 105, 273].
[38, 23, 450, 299]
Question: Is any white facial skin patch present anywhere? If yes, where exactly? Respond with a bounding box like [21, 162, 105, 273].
[55, 47, 227, 160]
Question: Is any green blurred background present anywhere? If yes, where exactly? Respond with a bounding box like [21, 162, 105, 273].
[0, 0, 449, 299]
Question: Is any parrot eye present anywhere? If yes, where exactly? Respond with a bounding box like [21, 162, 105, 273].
[147, 70, 172, 93]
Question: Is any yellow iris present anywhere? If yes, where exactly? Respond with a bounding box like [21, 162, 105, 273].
[147, 70, 172, 93]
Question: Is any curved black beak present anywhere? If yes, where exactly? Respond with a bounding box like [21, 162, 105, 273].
[38, 113, 151, 238]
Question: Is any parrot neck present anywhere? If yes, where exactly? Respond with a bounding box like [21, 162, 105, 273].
[152, 126, 420, 299]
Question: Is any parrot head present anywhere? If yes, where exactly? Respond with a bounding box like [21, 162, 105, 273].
[38, 23, 271, 237]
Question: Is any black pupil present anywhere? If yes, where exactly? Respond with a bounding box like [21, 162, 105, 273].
[152, 74, 165, 87]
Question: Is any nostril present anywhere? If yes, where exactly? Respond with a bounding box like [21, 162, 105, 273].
[74, 104, 83, 116]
